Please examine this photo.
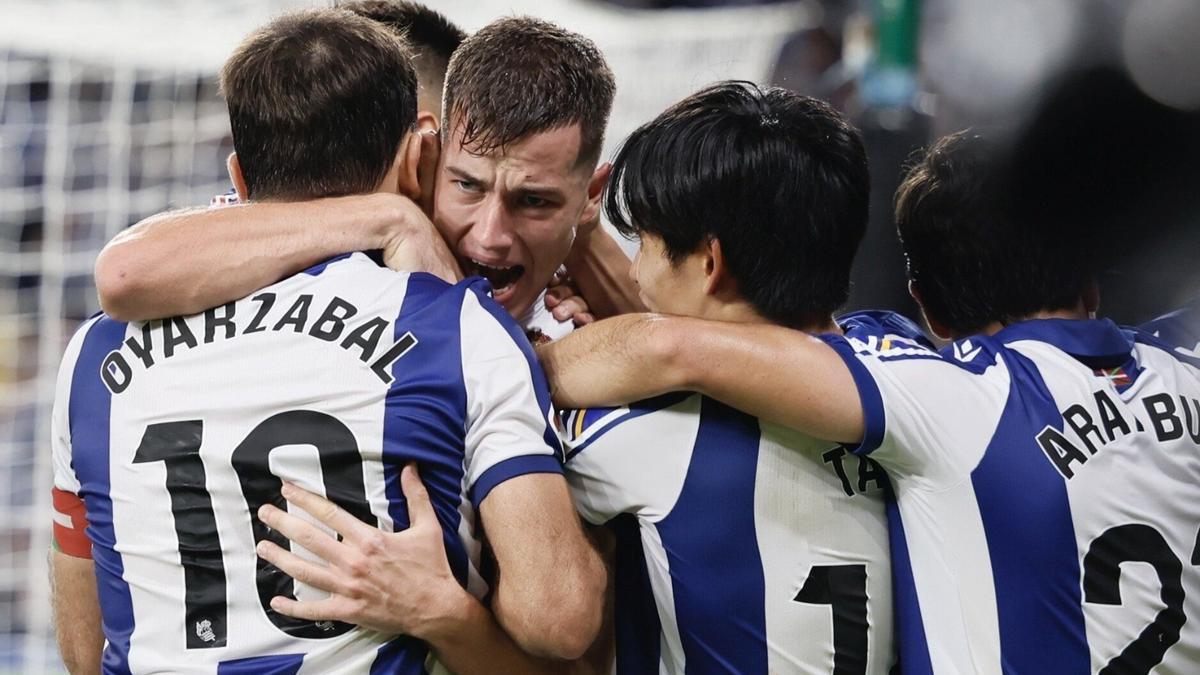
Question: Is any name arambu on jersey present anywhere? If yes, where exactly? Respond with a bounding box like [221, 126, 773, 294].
[99, 291, 417, 394]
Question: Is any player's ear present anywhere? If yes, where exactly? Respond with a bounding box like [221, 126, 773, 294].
[702, 237, 736, 298]
[226, 152, 248, 202]
[394, 126, 424, 200]
[580, 162, 611, 225]
[909, 279, 952, 341]
[415, 111, 440, 215]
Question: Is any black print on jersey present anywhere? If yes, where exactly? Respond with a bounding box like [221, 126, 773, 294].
[204, 303, 236, 343]
[243, 292, 276, 334]
[1038, 389, 1200, 479]
[821, 447, 885, 497]
[101, 294, 421, 393]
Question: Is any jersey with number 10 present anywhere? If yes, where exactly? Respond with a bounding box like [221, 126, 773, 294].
[559, 314, 909, 674]
[50, 253, 562, 674]
[822, 312, 1200, 674]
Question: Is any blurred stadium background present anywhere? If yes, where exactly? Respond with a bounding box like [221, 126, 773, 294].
[1, 0, 1197, 672]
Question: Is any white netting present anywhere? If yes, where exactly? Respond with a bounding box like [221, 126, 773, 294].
[0, 1, 809, 671]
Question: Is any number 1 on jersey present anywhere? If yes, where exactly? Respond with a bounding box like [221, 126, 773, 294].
[133, 420, 228, 649]
[793, 563, 869, 675]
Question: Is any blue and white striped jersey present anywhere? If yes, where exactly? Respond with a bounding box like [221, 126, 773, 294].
[50, 252, 562, 674]
[823, 313, 1200, 674]
[560, 313, 911, 675]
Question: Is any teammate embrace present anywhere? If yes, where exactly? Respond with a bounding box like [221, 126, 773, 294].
[51, 2, 1200, 674]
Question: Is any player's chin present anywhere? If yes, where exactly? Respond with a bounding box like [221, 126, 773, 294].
[492, 278, 535, 317]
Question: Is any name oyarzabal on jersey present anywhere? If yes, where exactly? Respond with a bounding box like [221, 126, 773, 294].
[98, 288, 421, 394]
[50, 252, 565, 674]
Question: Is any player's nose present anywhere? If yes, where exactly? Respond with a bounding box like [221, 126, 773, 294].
[472, 195, 515, 253]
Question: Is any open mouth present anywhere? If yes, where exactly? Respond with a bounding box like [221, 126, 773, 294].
[464, 258, 526, 295]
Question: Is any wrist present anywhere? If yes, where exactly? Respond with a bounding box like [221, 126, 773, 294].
[359, 192, 415, 251]
[415, 583, 477, 646]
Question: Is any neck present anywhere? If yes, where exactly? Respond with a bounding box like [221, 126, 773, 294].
[975, 301, 1091, 337]
[707, 301, 840, 336]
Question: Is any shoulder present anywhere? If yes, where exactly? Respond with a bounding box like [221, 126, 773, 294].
[561, 392, 697, 460]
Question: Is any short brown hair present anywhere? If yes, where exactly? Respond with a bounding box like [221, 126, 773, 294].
[220, 8, 418, 201]
[443, 16, 615, 168]
[338, 0, 465, 108]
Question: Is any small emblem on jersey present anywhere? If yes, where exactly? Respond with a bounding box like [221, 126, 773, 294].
[953, 339, 982, 363]
[196, 619, 217, 643]
[316, 621, 337, 632]
[1094, 366, 1132, 389]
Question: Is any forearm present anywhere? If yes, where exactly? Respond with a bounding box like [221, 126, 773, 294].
[538, 313, 690, 408]
[563, 228, 646, 318]
[424, 591, 572, 675]
[95, 193, 404, 321]
[50, 548, 104, 675]
[540, 314, 864, 443]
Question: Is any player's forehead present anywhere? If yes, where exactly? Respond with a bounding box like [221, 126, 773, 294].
[444, 120, 587, 187]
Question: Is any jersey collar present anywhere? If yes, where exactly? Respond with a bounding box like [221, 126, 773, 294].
[993, 318, 1133, 365]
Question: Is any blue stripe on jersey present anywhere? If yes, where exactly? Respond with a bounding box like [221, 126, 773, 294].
[819, 336, 886, 456]
[68, 317, 135, 675]
[611, 514, 662, 674]
[469, 279, 563, 456]
[302, 252, 356, 276]
[970, 349, 1090, 674]
[370, 637, 429, 675]
[469, 454, 564, 506]
[217, 653, 303, 674]
[371, 273, 471, 673]
[654, 397, 767, 674]
[885, 494, 934, 675]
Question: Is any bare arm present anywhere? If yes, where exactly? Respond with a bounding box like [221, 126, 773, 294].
[480, 473, 606, 660]
[50, 548, 104, 675]
[562, 223, 646, 319]
[95, 193, 458, 321]
[537, 313, 865, 444]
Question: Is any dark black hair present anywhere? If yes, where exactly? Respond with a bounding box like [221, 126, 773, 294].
[444, 16, 615, 167]
[221, 8, 418, 201]
[338, 0, 465, 104]
[894, 130, 1093, 335]
[604, 81, 870, 329]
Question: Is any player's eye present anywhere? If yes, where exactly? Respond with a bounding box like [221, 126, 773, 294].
[520, 194, 550, 208]
[453, 179, 481, 194]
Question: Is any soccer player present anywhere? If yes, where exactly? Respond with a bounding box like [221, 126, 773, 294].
[93, 14, 640, 336]
[49, 10, 602, 673]
[558, 82, 895, 673]
[538, 131, 1200, 674]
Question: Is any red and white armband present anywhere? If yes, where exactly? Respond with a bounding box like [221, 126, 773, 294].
[51, 487, 91, 558]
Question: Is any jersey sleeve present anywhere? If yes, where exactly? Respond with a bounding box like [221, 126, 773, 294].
[50, 317, 100, 558]
[561, 393, 700, 525]
[459, 287, 564, 509]
[819, 332, 1010, 489]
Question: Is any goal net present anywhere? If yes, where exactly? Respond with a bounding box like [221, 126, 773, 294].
[0, 0, 809, 671]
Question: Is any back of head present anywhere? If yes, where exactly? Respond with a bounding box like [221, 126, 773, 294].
[895, 130, 1094, 336]
[220, 8, 418, 201]
[442, 16, 615, 168]
[337, 0, 465, 112]
[605, 81, 870, 329]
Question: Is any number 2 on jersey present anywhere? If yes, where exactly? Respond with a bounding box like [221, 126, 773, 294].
[134, 411, 374, 649]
